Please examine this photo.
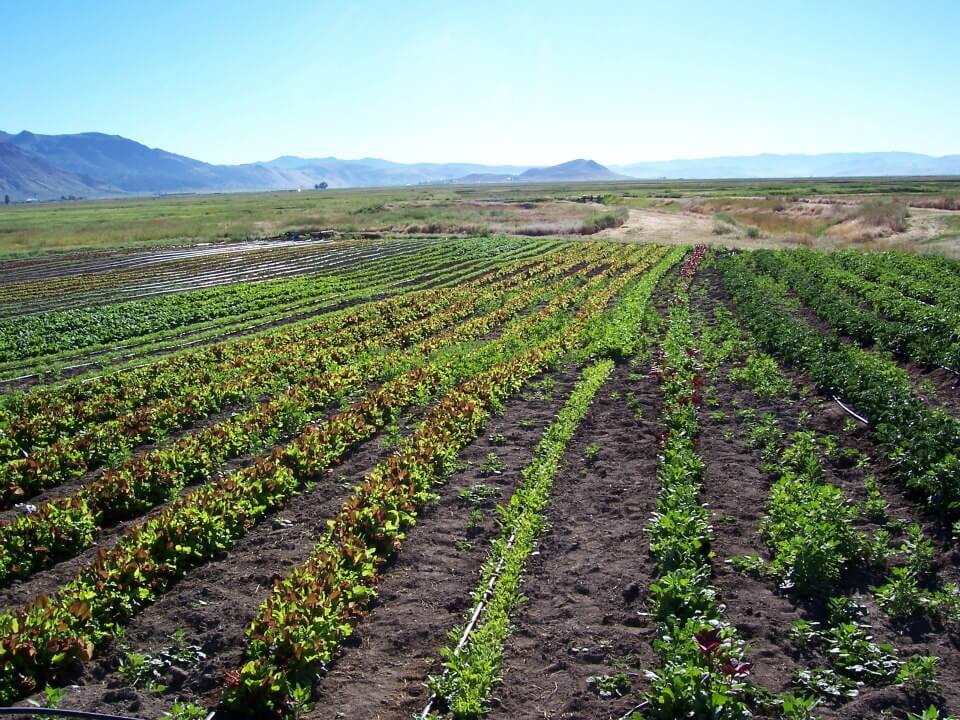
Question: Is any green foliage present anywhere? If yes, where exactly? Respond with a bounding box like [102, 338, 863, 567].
[587, 672, 632, 698]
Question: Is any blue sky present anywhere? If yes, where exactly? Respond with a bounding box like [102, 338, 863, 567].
[2, 1, 958, 165]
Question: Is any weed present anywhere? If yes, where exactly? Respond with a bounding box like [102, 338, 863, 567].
[479, 452, 504, 476]
[583, 443, 601, 462]
[459, 483, 500, 507]
[587, 672, 632, 698]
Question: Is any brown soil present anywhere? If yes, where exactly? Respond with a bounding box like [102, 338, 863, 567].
[594, 207, 719, 246]
[17, 415, 410, 718]
[487, 363, 663, 720]
[698, 268, 960, 718]
[12, 370, 574, 718]
[304, 368, 580, 720]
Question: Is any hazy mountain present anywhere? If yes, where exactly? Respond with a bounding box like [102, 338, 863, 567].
[517, 159, 627, 182]
[264, 155, 528, 187]
[0, 130, 307, 196]
[611, 152, 960, 179]
[0, 142, 118, 199]
[447, 159, 626, 184]
[2, 129, 959, 202]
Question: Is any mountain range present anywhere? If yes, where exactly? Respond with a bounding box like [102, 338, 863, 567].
[1, 130, 958, 201]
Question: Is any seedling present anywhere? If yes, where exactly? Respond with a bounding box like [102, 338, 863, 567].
[860, 476, 889, 523]
[488, 432, 506, 446]
[479, 452, 504, 476]
[458, 483, 499, 507]
[897, 654, 941, 698]
[164, 702, 209, 720]
[587, 672, 632, 698]
[466, 508, 484, 532]
[583, 443, 600, 462]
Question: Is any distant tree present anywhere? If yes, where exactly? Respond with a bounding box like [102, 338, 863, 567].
[314, 182, 329, 190]
[3, 194, 9, 205]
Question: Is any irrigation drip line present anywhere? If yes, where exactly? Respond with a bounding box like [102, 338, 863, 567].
[617, 700, 649, 720]
[419, 528, 518, 719]
[831, 396, 870, 425]
[0, 708, 215, 720]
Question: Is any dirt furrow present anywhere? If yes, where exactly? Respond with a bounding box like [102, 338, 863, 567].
[487, 363, 661, 720]
[305, 368, 579, 720]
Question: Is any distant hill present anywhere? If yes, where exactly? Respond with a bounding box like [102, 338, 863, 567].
[517, 159, 627, 182]
[0, 142, 118, 199]
[611, 152, 960, 179]
[262, 156, 527, 187]
[448, 159, 625, 185]
[0, 130, 306, 196]
[1, 129, 959, 201]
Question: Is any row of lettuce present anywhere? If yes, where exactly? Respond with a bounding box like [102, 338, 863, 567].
[0, 244, 681, 707]
[0, 238, 431, 313]
[0, 244, 594, 510]
[0, 236, 558, 370]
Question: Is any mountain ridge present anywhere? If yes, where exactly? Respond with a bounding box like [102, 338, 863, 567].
[1, 129, 959, 201]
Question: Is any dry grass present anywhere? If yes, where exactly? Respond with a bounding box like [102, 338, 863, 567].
[902, 195, 960, 211]
[857, 199, 909, 232]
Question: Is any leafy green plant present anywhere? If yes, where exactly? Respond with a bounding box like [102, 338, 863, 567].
[583, 443, 601, 462]
[861, 475, 889, 522]
[587, 672, 632, 698]
[779, 692, 819, 720]
[874, 566, 925, 620]
[900, 524, 935, 578]
[897, 654, 940, 698]
[479, 452, 504, 476]
[164, 701, 210, 720]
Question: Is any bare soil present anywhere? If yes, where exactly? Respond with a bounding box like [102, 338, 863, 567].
[305, 368, 579, 720]
[487, 363, 663, 720]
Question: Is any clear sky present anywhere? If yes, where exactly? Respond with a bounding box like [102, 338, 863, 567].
[2, 0, 957, 166]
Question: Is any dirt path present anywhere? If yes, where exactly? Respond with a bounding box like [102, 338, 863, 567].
[487, 363, 662, 720]
[594, 207, 717, 245]
[306, 369, 579, 720]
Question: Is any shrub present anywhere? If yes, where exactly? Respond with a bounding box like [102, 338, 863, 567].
[859, 200, 909, 233]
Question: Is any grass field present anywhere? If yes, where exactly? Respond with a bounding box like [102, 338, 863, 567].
[0, 234, 959, 719]
[2, 177, 959, 256]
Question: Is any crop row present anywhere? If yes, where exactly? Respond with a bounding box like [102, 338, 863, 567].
[0, 243, 593, 480]
[0, 238, 574, 441]
[628, 246, 757, 718]
[830, 250, 960, 315]
[730, 393, 947, 708]
[718, 252, 960, 518]
[426, 359, 615, 717]
[0, 245, 667, 705]
[0, 277, 554, 584]
[420, 250, 686, 717]
[0, 282, 518, 505]
[0, 309, 550, 704]
[752, 249, 960, 372]
[0, 239, 434, 312]
[0, 243, 624, 581]
[0, 237, 550, 370]
[218, 248, 676, 716]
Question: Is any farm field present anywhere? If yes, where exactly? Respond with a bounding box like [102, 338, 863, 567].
[0, 232, 959, 720]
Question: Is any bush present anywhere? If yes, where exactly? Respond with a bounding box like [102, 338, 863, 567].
[579, 208, 628, 234]
[859, 200, 909, 232]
